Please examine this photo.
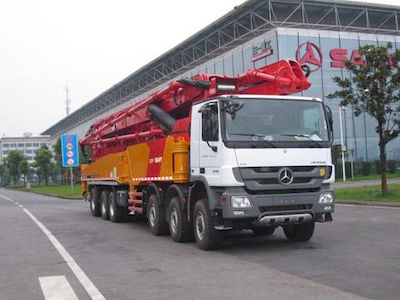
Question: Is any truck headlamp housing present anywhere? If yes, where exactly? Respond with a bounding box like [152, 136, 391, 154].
[319, 192, 334, 204]
[231, 196, 252, 208]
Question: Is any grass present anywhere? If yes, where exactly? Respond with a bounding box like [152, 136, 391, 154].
[335, 184, 400, 203]
[336, 171, 400, 182]
[5, 184, 83, 198]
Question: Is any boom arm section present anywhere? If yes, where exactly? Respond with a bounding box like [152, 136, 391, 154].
[80, 60, 311, 161]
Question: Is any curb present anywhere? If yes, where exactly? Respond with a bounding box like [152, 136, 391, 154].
[336, 200, 400, 208]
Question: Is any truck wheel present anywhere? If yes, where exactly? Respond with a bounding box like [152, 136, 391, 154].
[193, 200, 219, 250]
[168, 197, 193, 242]
[100, 190, 110, 220]
[109, 190, 125, 223]
[252, 226, 275, 237]
[283, 222, 315, 242]
[147, 194, 168, 236]
[90, 187, 101, 217]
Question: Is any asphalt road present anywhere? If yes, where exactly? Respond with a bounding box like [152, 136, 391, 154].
[1, 188, 399, 300]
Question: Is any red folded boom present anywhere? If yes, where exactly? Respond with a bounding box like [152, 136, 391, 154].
[80, 60, 311, 161]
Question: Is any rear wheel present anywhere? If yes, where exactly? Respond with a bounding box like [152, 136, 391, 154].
[283, 222, 315, 242]
[89, 187, 101, 217]
[147, 194, 168, 235]
[100, 190, 110, 220]
[193, 200, 219, 250]
[168, 197, 193, 242]
[109, 190, 126, 223]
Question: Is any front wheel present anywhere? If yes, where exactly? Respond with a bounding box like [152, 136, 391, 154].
[168, 197, 193, 242]
[193, 200, 219, 250]
[283, 222, 315, 242]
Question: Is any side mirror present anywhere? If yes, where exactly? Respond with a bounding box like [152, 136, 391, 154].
[325, 105, 333, 128]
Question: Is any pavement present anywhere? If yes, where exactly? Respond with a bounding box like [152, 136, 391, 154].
[1, 188, 400, 300]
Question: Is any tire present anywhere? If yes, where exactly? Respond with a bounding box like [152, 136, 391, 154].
[252, 226, 275, 237]
[193, 200, 219, 250]
[147, 194, 168, 235]
[90, 187, 101, 217]
[168, 197, 193, 242]
[283, 222, 315, 242]
[109, 190, 126, 223]
[100, 190, 110, 220]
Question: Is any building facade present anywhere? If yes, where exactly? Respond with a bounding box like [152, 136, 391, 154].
[42, 0, 400, 162]
[0, 136, 50, 164]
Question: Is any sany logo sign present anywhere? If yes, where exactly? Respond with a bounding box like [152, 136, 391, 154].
[296, 41, 323, 72]
[295, 41, 366, 72]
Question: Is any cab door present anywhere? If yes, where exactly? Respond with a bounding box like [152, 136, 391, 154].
[197, 101, 223, 185]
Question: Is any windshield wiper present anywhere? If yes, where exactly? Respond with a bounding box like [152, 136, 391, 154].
[280, 134, 323, 148]
[228, 133, 277, 148]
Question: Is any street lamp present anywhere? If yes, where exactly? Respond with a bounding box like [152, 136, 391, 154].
[338, 105, 346, 182]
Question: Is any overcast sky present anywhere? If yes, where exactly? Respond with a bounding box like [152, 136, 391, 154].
[0, 0, 399, 137]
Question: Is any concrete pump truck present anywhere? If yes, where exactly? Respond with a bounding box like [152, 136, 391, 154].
[80, 59, 335, 250]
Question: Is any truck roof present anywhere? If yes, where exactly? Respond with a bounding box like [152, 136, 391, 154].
[218, 94, 323, 102]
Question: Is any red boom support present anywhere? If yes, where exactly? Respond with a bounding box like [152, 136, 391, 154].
[80, 60, 311, 161]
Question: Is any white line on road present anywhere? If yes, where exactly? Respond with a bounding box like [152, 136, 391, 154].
[39, 276, 79, 300]
[0, 193, 106, 300]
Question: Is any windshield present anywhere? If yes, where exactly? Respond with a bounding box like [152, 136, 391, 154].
[222, 98, 330, 147]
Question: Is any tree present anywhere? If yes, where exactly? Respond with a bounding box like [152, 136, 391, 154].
[0, 164, 10, 186]
[6, 150, 24, 185]
[34, 145, 53, 185]
[53, 137, 63, 183]
[18, 158, 29, 184]
[328, 42, 400, 195]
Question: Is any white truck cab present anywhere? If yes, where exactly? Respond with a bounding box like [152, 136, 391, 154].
[189, 94, 335, 242]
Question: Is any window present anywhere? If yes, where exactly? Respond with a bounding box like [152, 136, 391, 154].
[2, 144, 9, 148]
[18, 143, 24, 147]
[10, 143, 16, 148]
[26, 143, 32, 147]
[3, 150, 9, 155]
[26, 149, 32, 154]
[201, 103, 219, 142]
[33, 143, 39, 147]
[40, 143, 46, 147]
[27, 157, 33, 161]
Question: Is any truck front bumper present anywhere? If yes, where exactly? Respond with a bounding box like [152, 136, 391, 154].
[212, 185, 334, 226]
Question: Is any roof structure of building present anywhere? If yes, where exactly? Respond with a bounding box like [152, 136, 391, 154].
[42, 0, 400, 138]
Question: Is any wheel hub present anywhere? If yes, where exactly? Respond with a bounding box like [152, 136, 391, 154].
[149, 205, 156, 227]
[101, 201, 106, 215]
[109, 203, 114, 217]
[195, 212, 205, 241]
[170, 208, 178, 234]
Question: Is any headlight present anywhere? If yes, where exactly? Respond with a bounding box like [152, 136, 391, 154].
[319, 192, 334, 204]
[231, 196, 252, 208]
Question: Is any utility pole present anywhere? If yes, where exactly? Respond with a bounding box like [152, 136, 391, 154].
[65, 86, 71, 116]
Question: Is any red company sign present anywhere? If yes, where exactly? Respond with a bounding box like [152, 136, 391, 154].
[295, 41, 366, 72]
[252, 40, 274, 62]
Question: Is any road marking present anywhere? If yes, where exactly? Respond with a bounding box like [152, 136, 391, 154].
[39, 276, 79, 300]
[0, 193, 106, 300]
[337, 203, 400, 210]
